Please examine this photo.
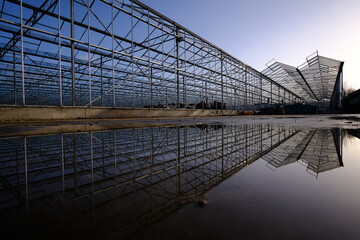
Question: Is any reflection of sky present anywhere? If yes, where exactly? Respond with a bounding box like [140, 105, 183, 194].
[136, 131, 360, 239]
[1, 123, 359, 239]
[140, 0, 360, 90]
[341, 136, 360, 195]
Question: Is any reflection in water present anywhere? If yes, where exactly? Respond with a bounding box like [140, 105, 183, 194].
[262, 129, 343, 177]
[0, 124, 343, 239]
[347, 129, 360, 139]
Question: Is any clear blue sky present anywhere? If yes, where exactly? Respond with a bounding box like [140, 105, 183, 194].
[140, 0, 360, 90]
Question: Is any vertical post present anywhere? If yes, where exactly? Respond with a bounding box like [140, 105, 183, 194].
[177, 127, 181, 195]
[183, 38, 187, 108]
[20, 0, 25, 106]
[234, 88, 237, 110]
[161, 17, 165, 107]
[183, 76, 186, 107]
[140, 82, 143, 107]
[112, 0, 115, 107]
[165, 86, 168, 107]
[16, 138, 19, 200]
[244, 67, 247, 109]
[245, 125, 248, 162]
[87, 0, 91, 107]
[100, 56, 103, 107]
[278, 86, 280, 105]
[113, 130, 117, 183]
[13, 36, 16, 105]
[150, 68, 153, 108]
[278, 127, 282, 146]
[73, 134, 78, 194]
[24, 137, 28, 207]
[90, 132, 95, 225]
[288, 91, 290, 105]
[221, 126, 224, 179]
[114, 130, 117, 193]
[150, 128, 154, 181]
[58, 0, 63, 106]
[260, 125, 263, 155]
[252, 77, 254, 107]
[147, 10, 151, 109]
[176, 27, 180, 108]
[61, 134, 65, 194]
[131, 0, 134, 108]
[90, 132, 94, 186]
[205, 82, 208, 108]
[282, 89, 285, 106]
[270, 125, 273, 147]
[221, 51, 224, 110]
[101, 132, 105, 178]
[260, 76, 262, 104]
[70, 0, 76, 106]
[270, 81, 272, 105]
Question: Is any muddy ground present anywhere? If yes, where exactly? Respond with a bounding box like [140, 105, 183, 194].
[0, 114, 360, 137]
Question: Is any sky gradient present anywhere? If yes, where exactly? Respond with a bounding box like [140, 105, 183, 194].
[140, 0, 360, 90]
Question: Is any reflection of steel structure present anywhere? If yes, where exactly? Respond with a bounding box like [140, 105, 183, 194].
[0, 124, 298, 238]
[263, 128, 343, 177]
[262, 52, 344, 109]
[0, 0, 303, 109]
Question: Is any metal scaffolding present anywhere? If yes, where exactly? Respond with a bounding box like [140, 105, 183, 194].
[0, 0, 303, 109]
[262, 52, 344, 109]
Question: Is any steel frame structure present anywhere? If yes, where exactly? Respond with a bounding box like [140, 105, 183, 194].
[0, 0, 303, 110]
[262, 51, 344, 109]
[0, 124, 343, 238]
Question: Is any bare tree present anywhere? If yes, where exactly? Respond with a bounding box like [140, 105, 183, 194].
[343, 81, 357, 97]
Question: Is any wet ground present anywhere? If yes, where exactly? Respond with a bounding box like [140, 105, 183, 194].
[0, 114, 360, 239]
[1, 114, 360, 137]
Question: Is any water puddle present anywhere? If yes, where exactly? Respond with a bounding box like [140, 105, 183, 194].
[0, 122, 359, 239]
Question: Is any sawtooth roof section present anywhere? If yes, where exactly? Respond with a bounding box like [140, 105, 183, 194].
[262, 52, 343, 103]
[262, 61, 317, 102]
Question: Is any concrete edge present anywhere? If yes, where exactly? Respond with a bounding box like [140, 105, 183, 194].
[0, 106, 240, 122]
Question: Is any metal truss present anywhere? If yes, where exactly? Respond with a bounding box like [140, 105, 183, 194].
[0, 0, 303, 109]
[262, 51, 344, 109]
[0, 123, 301, 238]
